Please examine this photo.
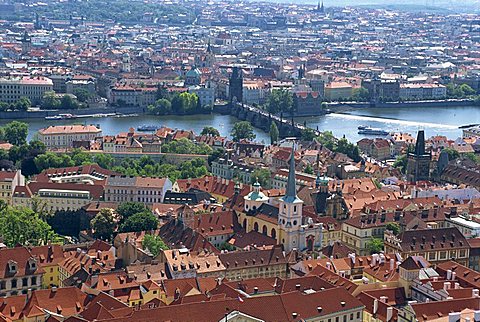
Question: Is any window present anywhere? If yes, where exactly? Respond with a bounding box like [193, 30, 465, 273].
[459, 249, 467, 258]
[11, 279, 17, 289]
[439, 251, 447, 260]
[357, 312, 361, 319]
[428, 252, 436, 261]
[350, 313, 354, 320]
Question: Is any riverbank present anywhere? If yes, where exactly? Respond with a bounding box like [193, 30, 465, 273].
[0, 99, 474, 119]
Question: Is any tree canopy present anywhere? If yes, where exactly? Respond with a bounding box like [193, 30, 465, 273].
[265, 89, 294, 114]
[142, 234, 169, 257]
[120, 211, 158, 233]
[231, 121, 256, 142]
[91, 208, 116, 241]
[201, 126, 220, 137]
[0, 206, 57, 247]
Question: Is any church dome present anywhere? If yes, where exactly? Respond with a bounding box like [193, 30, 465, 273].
[186, 67, 202, 78]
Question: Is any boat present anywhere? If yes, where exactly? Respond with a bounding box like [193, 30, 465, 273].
[137, 125, 158, 132]
[358, 125, 368, 130]
[459, 123, 480, 129]
[358, 127, 389, 136]
[45, 113, 77, 120]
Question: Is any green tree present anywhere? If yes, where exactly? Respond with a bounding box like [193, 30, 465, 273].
[352, 87, 370, 102]
[41, 91, 61, 109]
[304, 164, 314, 175]
[71, 149, 93, 165]
[117, 202, 148, 220]
[142, 234, 168, 257]
[201, 126, 220, 137]
[366, 237, 384, 254]
[73, 88, 92, 102]
[393, 154, 408, 174]
[47, 209, 90, 237]
[34, 152, 74, 172]
[250, 168, 271, 189]
[317, 131, 336, 150]
[93, 153, 115, 169]
[301, 128, 316, 142]
[60, 95, 79, 109]
[3, 121, 28, 146]
[120, 211, 158, 232]
[265, 89, 293, 114]
[269, 122, 279, 145]
[231, 121, 256, 142]
[14, 97, 31, 111]
[147, 98, 172, 115]
[385, 222, 400, 235]
[91, 208, 116, 240]
[464, 152, 480, 164]
[161, 138, 212, 155]
[0, 206, 57, 247]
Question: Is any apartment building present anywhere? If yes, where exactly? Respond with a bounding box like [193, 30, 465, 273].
[108, 85, 157, 107]
[0, 247, 44, 297]
[12, 182, 104, 212]
[399, 83, 447, 100]
[0, 76, 53, 104]
[0, 170, 25, 205]
[384, 227, 470, 266]
[104, 175, 172, 205]
[38, 125, 102, 149]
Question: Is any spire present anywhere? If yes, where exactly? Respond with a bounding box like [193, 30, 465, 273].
[285, 147, 297, 200]
[414, 130, 426, 156]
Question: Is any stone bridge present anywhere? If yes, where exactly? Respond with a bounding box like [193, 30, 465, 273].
[230, 103, 321, 138]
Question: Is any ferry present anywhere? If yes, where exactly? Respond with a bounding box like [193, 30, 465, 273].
[45, 113, 77, 120]
[137, 125, 158, 132]
[358, 125, 368, 130]
[358, 126, 389, 136]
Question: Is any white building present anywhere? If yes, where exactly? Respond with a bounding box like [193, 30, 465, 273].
[0, 76, 53, 104]
[38, 125, 102, 149]
[446, 215, 480, 238]
[188, 81, 215, 107]
[399, 83, 446, 100]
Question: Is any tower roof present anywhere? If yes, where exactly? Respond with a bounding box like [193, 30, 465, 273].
[414, 130, 426, 156]
[282, 147, 302, 203]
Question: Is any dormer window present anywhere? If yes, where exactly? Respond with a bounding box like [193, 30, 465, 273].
[8, 260, 17, 274]
[28, 258, 37, 271]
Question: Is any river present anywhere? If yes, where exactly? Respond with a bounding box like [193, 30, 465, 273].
[2, 105, 479, 144]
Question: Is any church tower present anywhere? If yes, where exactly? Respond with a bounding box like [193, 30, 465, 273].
[229, 66, 243, 103]
[21, 31, 32, 55]
[278, 148, 304, 251]
[406, 130, 431, 182]
[121, 52, 131, 73]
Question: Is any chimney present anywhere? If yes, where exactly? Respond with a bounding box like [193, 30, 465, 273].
[373, 299, 378, 314]
[473, 289, 479, 298]
[390, 258, 394, 271]
[380, 296, 388, 303]
[452, 272, 457, 280]
[295, 284, 301, 290]
[444, 282, 450, 291]
[447, 270, 452, 280]
[51, 286, 57, 293]
[454, 282, 460, 289]
[253, 287, 258, 294]
[449, 312, 461, 322]
[386, 307, 393, 321]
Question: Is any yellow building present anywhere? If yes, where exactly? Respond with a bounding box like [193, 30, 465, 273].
[324, 82, 354, 101]
[0, 170, 24, 205]
[29, 245, 65, 288]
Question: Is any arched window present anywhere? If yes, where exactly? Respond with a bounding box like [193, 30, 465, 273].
[271, 228, 276, 239]
[254, 222, 259, 232]
[262, 225, 267, 235]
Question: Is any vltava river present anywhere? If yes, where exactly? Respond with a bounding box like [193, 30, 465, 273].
[2, 105, 479, 144]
